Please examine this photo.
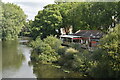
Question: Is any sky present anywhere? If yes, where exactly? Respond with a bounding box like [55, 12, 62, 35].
[2, 0, 55, 20]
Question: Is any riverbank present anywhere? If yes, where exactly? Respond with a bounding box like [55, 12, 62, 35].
[29, 36, 91, 78]
[29, 34, 120, 79]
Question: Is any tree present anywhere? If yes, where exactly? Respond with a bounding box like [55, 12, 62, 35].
[31, 4, 62, 39]
[20, 20, 33, 37]
[88, 24, 120, 78]
[101, 24, 120, 65]
[69, 2, 118, 32]
[31, 3, 77, 39]
[0, 1, 2, 40]
[58, 3, 75, 28]
[2, 3, 26, 40]
[31, 2, 119, 39]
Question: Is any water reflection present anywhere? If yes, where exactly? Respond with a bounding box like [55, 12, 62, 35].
[33, 63, 66, 78]
[2, 39, 84, 78]
[32, 62, 83, 78]
[2, 40, 36, 78]
[2, 40, 25, 70]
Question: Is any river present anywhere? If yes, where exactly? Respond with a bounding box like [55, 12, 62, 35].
[1, 38, 84, 78]
[2, 39, 36, 78]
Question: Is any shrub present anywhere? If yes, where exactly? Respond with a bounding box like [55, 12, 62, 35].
[70, 43, 84, 52]
[44, 35, 62, 52]
[65, 48, 79, 59]
[88, 48, 120, 78]
[30, 37, 43, 48]
[58, 47, 91, 74]
[71, 50, 91, 72]
[30, 36, 60, 63]
[57, 46, 67, 55]
[58, 48, 79, 68]
[66, 48, 79, 54]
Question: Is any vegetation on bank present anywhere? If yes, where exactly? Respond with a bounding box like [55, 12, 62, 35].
[30, 24, 120, 78]
[30, 36, 62, 63]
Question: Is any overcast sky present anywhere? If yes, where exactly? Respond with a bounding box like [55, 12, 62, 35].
[2, 0, 55, 20]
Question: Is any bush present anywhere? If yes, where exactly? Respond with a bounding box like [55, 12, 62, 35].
[44, 35, 62, 52]
[30, 37, 43, 48]
[65, 48, 79, 59]
[71, 50, 91, 73]
[66, 48, 79, 54]
[58, 48, 80, 69]
[57, 46, 67, 55]
[57, 46, 91, 73]
[30, 36, 60, 63]
[70, 43, 81, 50]
[88, 48, 120, 78]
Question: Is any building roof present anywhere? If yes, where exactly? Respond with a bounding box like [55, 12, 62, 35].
[74, 30, 104, 38]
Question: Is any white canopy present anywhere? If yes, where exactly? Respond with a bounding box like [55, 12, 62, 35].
[60, 35, 81, 38]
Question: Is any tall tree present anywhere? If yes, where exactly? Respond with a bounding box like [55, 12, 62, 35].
[0, 1, 2, 40]
[31, 4, 62, 39]
[89, 24, 120, 78]
[58, 3, 75, 28]
[69, 2, 118, 32]
[2, 3, 26, 40]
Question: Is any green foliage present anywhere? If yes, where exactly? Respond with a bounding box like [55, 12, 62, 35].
[30, 3, 76, 39]
[0, 2, 2, 40]
[31, 4, 62, 39]
[57, 24, 120, 78]
[29, 2, 120, 78]
[65, 48, 79, 58]
[44, 35, 62, 52]
[87, 24, 120, 78]
[88, 49, 120, 78]
[72, 50, 90, 73]
[101, 24, 120, 70]
[57, 46, 67, 55]
[101, 24, 120, 58]
[58, 47, 90, 74]
[30, 2, 120, 39]
[1, 3, 26, 40]
[20, 20, 33, 37]
[30, 37, 43, 49]
[57, 3, 76, 28]
[30, 25, 120, 78]
[70, 43, 83, 51]
[30, 36, 61, 63]
[69, 2, 119, 32]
